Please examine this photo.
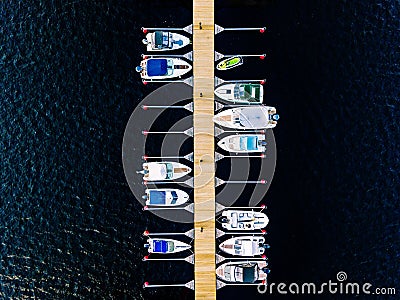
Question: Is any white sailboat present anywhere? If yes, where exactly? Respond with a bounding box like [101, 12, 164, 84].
[213, 106, 279, 130]
[138, 162, 191, 181]
[145, 238, 191, 254]
[136, 58, 192, 80]
[142, 31, 191, 51]
[217, 134, 267, 153]
[219, 236, 266, 256]
[214, 83, 263, 104]
[216, 261, 269, 283]
[220, 210, 269, 231]
[143, 188, 190, 206]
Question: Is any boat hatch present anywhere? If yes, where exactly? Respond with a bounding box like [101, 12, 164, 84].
[165, 163, 174, 179]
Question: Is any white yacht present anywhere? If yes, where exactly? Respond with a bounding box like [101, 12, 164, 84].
[217, 134, 267, 153]
[219, 236, 267, 256]
[145, 238, 191, 254]
[214, 83, 263, 104]
[213, 106, 279, 130]
[216, 261, 269, 283]
[138, 162, 191, 181]
[136, 58, 192, 80]
[143, 189, 190, 206]
[220, 210, 269, 231]
[142, 31, 190, 51]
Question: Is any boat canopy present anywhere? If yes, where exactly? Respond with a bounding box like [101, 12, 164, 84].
[238, 107, 268, 128]
[153, 240, 173, 253]
[147, 59, 168, 76]
[148, 190, 179, 205]
[240, 136, 258, 151]
[239, 264, 258, 283]
[154, 31, 170, 49]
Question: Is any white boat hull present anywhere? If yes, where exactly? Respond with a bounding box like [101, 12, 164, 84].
[214, 106, 278, 130]
[138, 58, 192, 80]
[144, 31, 190, 51]
[217, 134, 266, 153]
[147, 238, 191, 254]
[140, 162, 191, 181]
[219, 236, 266, 256]
[221, 210, 269, 231]
[144, 189, 190, 206]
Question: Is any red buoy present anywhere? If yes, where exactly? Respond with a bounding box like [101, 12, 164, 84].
[143, 230, 149, 236]
[143, 206, 149, 211]
[259, 55, 266, 60]
[142, 28, 148, 34]
[143, 81, 148, 85]
[144, 256, 149, 260]
[262, 254, 267, 259]
[143, 55, 148, 60]
[260, 27, 266, 33]
[143, 180, 148, 185]
[260, 80, 266, 85]
[143, 155, 148, 160]
[260, 154, 265, 158]
[262, 229, 267, 234]
[260, 204, 266, 208]
[260, 179, 266, 184]
[142, 130, 148, 135]
[144, 281, 149, 287]
[262, 280, 266, 285]
[142, 105, 148, 110]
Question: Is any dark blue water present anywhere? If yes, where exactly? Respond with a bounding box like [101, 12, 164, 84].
[1, 0, 399, 299]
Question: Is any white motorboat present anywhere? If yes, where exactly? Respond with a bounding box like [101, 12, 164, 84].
[213, 106, 279, 130]
[216, 261, 269, 283]
[142, 31, 191, 51]
[135, 58, 192, 80]
[143, 188, 190, 206]
[214, 83, 263, 104]
[217, 134, 267, 153]
[220, 210, 269, 231]
[138, 162, 191, 181]
[145, 238, 191, 254]
[219, 236, 267, 256]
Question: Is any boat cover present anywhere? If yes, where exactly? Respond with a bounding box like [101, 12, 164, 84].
[153, 240, 168, 253]
[241, 264, 257, 283]
[240, 136, 258, 151]
[148, 191, 166, 205]
[154, 31, 164, 48]
[147, 59, 168, 76]
[238, 107, 268, 128]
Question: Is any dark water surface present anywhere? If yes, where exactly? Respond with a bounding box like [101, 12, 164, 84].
[1, 0, 399, 299]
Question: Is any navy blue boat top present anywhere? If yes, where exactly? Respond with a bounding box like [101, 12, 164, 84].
[147, 59, 168, 76]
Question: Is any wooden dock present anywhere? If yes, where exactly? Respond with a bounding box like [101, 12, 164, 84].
[193, 0, 216, 299]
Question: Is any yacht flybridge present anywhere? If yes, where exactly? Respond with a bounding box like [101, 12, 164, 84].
[213, 106, 279, 130]
[143, 189, 190, 206]
[142, 31, 191, 51]
[219, 236, 267, 256]
[214, 83, 263, 104]
[216, 261, 269, 284]
[146, 238, 191, 254]
[217, 134, 267, 153]
[220, 210, 269, 231]
[136, 58, 192, 80]
[138, 162, 191, 181]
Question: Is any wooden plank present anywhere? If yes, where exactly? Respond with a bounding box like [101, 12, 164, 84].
[193, 0, 215, 299]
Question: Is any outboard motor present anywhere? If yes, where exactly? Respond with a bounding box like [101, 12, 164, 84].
[142, 195, 148, 200]
[142, 38, 149, 45]
[262, 267, 271, 274]
[220, 217, 228, 223]
[135, 66, 143, 73]
[144, 244, 150, 248]
[263, 244, 271, 249]
[272, 114, 280, 121]
[258, 140, 267, 147]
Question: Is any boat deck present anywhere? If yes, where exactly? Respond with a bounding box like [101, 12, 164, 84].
[193, 0, 216, 299]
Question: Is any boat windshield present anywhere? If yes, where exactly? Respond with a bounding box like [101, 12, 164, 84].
[154, 31, 170, 49]
[224, 265, 231, 279]
[167, 241, 175, 252]
[170, 191, 178, 204]
[234, 84, 251, 101]
[165, 163, 174, 179]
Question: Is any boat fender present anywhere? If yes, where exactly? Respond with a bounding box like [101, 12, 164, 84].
[142, 38, 149, 45]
